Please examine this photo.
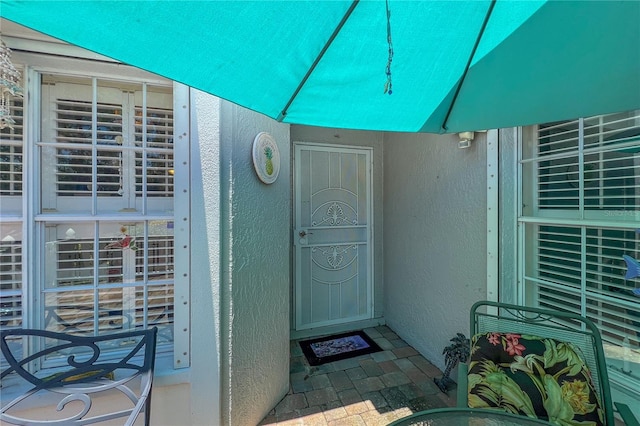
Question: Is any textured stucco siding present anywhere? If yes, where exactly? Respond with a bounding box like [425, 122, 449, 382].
[189, 90, 223, 425]
[220, 103, 291, 426]
[383, 132, 487, 371]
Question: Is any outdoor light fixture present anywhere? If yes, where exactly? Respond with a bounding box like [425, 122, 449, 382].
[457, 131, 475, 149]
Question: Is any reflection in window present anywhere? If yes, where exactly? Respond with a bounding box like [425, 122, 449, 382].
[44, 222, 174, 345]
[0, 224, 22, 329]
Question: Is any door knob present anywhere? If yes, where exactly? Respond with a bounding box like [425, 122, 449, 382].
[299, 230, 313, 237]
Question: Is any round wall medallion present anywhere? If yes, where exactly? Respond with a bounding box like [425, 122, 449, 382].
[252, 132, 280, 184]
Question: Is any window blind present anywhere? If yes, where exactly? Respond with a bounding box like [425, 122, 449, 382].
[520, 109, 640, 384]
[134, 105, 174, 197]
[524, 111, 640, 212]
[0, 98, 23, 196]
[55, 99, 124, 196]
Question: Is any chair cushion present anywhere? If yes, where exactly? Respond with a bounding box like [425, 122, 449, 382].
[467, 332, 604, 426]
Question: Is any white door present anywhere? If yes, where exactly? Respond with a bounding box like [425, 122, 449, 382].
[294, 144, 373, 330]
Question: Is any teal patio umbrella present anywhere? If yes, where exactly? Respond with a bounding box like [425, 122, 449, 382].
[1, 0, 639, 133]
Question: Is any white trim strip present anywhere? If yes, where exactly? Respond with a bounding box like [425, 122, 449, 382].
[486, 130, 499, 302]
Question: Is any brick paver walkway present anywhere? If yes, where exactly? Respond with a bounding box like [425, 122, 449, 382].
[259, 326, 456, 426]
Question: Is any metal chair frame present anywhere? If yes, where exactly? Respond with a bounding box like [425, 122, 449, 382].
[1, 327, 157, 426]
[456, 301, 638, 426]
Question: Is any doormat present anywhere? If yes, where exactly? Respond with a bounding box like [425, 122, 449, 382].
[299, 330, 382, 366]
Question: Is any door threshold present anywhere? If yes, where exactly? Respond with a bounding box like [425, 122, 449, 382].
[291, 317, 385, 340]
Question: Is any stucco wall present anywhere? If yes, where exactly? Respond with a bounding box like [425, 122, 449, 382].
[189, 89, 223, 425]
[220, 103, 291, 426]
[383, 132, 487, 371]
[290, 126, 385, 323]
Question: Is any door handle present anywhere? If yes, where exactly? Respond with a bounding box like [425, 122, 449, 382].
[299, 230, 313, 238]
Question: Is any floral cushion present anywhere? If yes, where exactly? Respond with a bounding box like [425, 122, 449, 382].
[467, 332, 604, 426]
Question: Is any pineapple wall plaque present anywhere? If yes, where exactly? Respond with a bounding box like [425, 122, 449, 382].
[252, 132, 280, 184]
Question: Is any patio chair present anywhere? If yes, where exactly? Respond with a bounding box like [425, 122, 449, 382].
[456, 301, 639, 426]
[1, 327, 157, 426]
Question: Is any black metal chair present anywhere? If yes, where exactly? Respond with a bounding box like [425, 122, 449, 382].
[1, 327, 157, 425]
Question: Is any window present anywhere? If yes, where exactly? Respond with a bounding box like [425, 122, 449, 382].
[519, 110, 640, 393]
[1, 92, 23, 332]
[0, 60, 189, 371]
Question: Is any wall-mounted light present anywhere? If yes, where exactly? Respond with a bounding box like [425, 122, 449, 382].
[458, 131, 475, 149]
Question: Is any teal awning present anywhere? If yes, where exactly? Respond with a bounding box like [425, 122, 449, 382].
[2, 0, 639, 133]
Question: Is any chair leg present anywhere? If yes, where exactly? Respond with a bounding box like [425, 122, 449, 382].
[615, 402, 640, 426]
[145, 389, 153, 426]
[456, 363, 469, 407]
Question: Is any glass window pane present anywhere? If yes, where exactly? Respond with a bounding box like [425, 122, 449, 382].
[41, 77, 174, 214]
[42, 221, 174, 349]
[44, 290, 95, 333]
[134, 85, 174, 200]
[141, 284, 174, 345]
[45, 224, 95, 289]
[137, 221, 174, 282]
[0, 98, 23, 198]
[0, 222, 22, 329]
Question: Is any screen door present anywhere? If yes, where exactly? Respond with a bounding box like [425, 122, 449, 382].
[294, 143, 373, 330]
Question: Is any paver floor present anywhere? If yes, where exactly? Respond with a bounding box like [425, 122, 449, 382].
[259, 326, 457, 426]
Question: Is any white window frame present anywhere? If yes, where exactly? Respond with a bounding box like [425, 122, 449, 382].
[1, 51, 190, 373]
[515, 112, 640, 401]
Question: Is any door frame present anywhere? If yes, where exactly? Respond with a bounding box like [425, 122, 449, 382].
[292, 142, 374, 332]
